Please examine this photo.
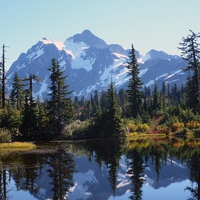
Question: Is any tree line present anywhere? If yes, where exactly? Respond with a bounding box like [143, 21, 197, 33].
[0, 30, 199, 141]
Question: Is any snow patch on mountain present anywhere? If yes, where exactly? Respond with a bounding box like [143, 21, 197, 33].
[34, 76, 49, 98]
[64, 41, 89, 57]
[138, 53, 151, 63]
[27, 49, 44, 63]
[139, 68, 148, 77]
[64, 41, 92, 71]
[16, 63, 26, 70]
[113, 53, 128, 60]
[165, 69, 182, 79]
[145, 73, 169, 87]
[41, 37, 65, 50]
[85, 85, 98, 96]
[72, 56, 92, 71]
[98, 53, 129, 88]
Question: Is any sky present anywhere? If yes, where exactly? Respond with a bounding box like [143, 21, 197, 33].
[0, 0, 200, 70]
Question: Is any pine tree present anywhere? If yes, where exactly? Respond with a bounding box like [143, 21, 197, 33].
[179, 30, 200, 113]
[47, 58, 72, 137]
[126, 45, 143, 118]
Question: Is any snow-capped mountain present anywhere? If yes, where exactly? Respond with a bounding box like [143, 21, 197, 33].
[6, 30, 188, 100]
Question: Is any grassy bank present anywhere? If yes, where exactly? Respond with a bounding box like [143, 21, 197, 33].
[126, 132, 166, 140]
[0, 142, 36, 151]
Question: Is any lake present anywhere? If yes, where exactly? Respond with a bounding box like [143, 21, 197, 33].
[0, 137, 199, 200]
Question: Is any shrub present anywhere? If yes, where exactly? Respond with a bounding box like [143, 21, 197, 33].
[179, 109, 200, 123]
[137, 123, 150, 133]
[64, 120, 90, 139]
[0, 128, 12, 143]
[171, 122, 184, 132]
[185, 120, 200, 130]
[156, 125, 170, 134]
[126, 123, 137, 133]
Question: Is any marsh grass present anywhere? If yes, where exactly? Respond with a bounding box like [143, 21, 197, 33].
[0, 142, 36, 151]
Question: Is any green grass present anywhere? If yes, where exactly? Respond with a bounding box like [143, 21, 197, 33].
[0, 142, 36, 151]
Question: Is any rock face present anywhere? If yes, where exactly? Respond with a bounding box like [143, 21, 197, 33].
[6, 29, 187, 100]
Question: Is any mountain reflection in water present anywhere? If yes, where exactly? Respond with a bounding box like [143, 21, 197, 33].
[0, 137, 199, 200]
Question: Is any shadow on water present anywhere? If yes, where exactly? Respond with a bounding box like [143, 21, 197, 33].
[0, 137, 200, 199]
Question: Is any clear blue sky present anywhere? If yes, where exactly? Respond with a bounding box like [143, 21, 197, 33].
[1, 0, 200, 70]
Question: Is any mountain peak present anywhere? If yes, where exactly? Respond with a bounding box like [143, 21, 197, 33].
[82, 29, 93, 36]
[66, 29, 108, 49]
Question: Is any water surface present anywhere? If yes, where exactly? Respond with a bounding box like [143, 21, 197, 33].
[0, 137, 199, 200]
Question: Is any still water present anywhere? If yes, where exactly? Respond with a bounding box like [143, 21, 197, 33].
[0, 137, 199, 200]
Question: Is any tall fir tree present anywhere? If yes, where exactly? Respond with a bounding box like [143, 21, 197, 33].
[47, 58, 72, 137]
[179, 30, 200, 113]
[126, 45, 143, 118]
[105, 79, 121, 138]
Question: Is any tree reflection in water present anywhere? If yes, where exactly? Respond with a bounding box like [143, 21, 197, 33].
[185, 151, 200, 200]
[47, 148, 75, 200]
[126, 149, 144, 200]
[0, 146, 75, 200]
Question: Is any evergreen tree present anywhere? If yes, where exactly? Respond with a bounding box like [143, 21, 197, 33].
[21, 74, 40, 138]
[21, 93, 37, 138]
[105, 79, 121, 138]
[73, 96, 80, 120]
[81, 100, 91, 120]
[179, 30, 200, 113]
[118, 88, 128, 117]
[161, 81, 166, 96]
[126, 45, 143, 118]
[151, 81, 160, 115]
[10, 73, 24, 110]
[90, 91, 99, 117]
[100, 90, 107, 113]
[47, 58, 72, 137]
[93, 95, 104, 137]
[35, 96, 48, 137]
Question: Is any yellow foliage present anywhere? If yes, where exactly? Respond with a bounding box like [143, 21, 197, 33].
[185, 120, 200, 129]
[127, 141, 138, 149]
[137, 123, 149, 132]
[126, 123, 137, 133]
[186, 139, 200, 147]
[171, 122, 184, 131]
